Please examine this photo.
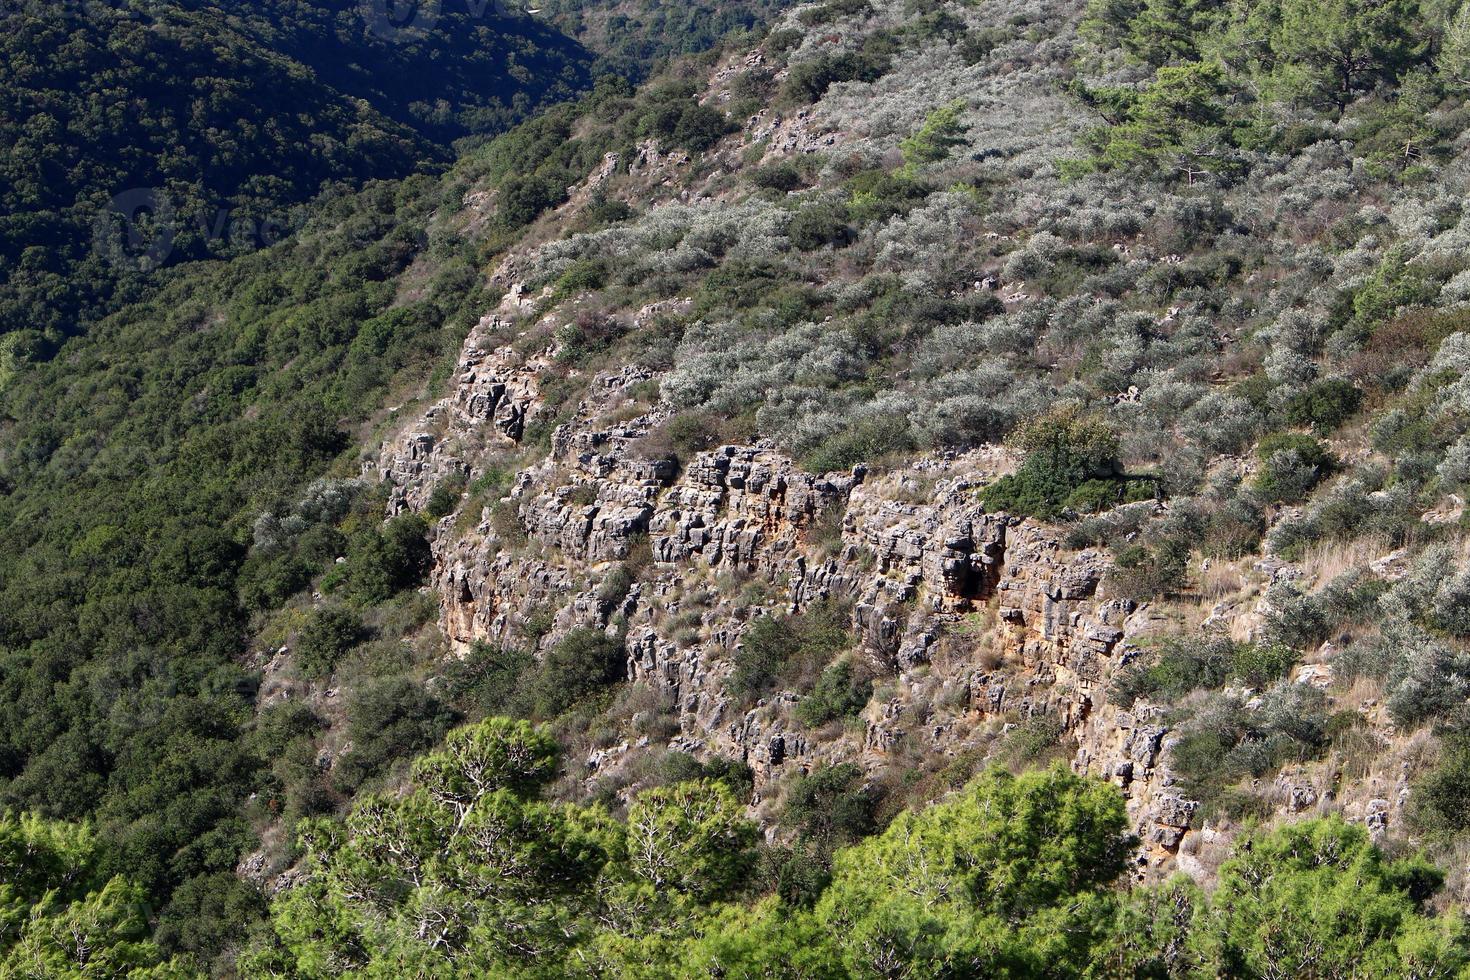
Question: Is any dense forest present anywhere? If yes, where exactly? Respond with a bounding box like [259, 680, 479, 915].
[537, 0, 790, 74]
[0, 0, 795, 355]
[0, 0, 593, 351]
[0, 54, 774, 968]
[9, 0, 1470, 974]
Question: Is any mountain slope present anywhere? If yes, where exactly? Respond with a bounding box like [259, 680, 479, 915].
[0, 0, 593, 350]
[10, 0, 1470, 971]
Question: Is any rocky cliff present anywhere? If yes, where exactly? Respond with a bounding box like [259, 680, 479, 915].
[369, 283, 1265, 877]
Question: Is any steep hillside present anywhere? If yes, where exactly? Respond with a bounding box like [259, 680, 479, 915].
[282, 0, 1470, 964]
[10, 0, 1470, 972]
[0, 51, 777, 969]
[0, 0, 593, 350]
[539, 0, 789, 73]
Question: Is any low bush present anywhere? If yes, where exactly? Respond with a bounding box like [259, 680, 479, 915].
[1285, 379, 1363, 432]
[781, 763, 879, 857]
[994, 714, 1067, 770]
[1409, 732, 1470, 838]
[730, 599, 852, 702]
[802, 416, 915, 473]
[325, 513, 431, 605]
[1170, 685, 1327, 817]
[1107, 538, 1191, 599]
[795, 657, 873, 727]
[525, 628, 626, 719]
[784, 50, 891, 103]
[441, 643, 537, 718]
[656, 752, 756, 803]
[749, 161, 806, 193]
[333, 677, 460, 792]
[1112, 634, 1298, 707]
[425, 474, 468, 519]
[787, 201, 855, 250]
[980, 405, 1122, 519]
[1252, 432, 1335, 503]
[294, 607, 367, 678]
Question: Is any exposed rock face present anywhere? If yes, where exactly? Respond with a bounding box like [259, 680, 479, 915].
[371, 287, 548, 514]
[371, 311, 1218, 871]
[652, 445, 858, 569]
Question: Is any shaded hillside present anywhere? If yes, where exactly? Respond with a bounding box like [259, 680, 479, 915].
[540, 0, 789, 74]
[0, 0, 592, 350]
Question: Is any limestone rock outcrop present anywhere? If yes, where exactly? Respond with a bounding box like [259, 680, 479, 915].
[372, 315, 1219, 869]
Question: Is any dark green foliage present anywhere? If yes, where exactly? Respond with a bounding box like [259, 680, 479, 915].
[294, 607, 367, 679]
[981, 405, 1123, 519]
[1170, 686, 1328, 816]
[557, 259, 611, 297]
[656, 752, 757, 803]
[1065, 477, 1159, 513]
[155, 871, 268, 970]
[730, 600, 853, 702]
[731, 618, 800, 700]
[581, 194, 636, 229]
[0, 0, 593, 346]
[785, 50, 892, 103]
[692, 259, 798, 315]
[657, 410, 733, 459]
[750, 161, 808, 193]
[425, 476, 468, 519]
[845, 168, 933, 224]
[535, 0, 786, 79]
[1113, 634, 1299, 707]
[788, 201, 856, 251]
[627, 83, 734, 152]
[1260, 572, 1386, 649]
[332, 677, 460, 793]
[751, 844, 833, 907]
[672, 103, 735, 152]
[782, 763, 878, 856]
[0, 180, 471, 902]
[1410, 733, 1470, 838]
[802, 415, 916, 473]
[526, 628, 627, 719]
[499, 174, 571, 229]
[598, 565, 637, 614]
[1286, 379, 1364, 432]
[443, 628, 625, 723]
[795, 658, 873, 727]
[442, 643, 538, 719]
[798, 0, 872, 27]
[326, 513, 431, 605]
[248, 701, 329, 826]
[994, 714, 1067, 769]
[1108, 537, 1191, 599]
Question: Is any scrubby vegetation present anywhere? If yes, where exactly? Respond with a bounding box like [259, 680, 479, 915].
[227, 720, 1470, 978]
[16, 0, 1470, 968]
